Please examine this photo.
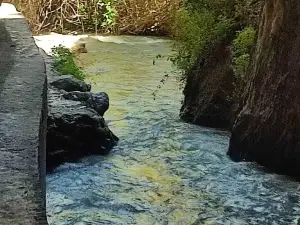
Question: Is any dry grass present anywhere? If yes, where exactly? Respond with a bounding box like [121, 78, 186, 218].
[3, 0, 180, 35]
[115, 0, 181, 35]
[4, 0, 99, 33]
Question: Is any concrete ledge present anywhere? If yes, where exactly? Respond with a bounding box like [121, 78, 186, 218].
[0, 4, 48, 225]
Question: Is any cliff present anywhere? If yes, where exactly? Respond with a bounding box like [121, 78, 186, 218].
[228, 0, 300, 175]
[180, 40, 237, 129]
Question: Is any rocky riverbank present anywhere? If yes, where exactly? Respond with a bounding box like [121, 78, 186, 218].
[44, 35, 300, 225]
[41, 50, 118, 171]
[228, 0, 300, 175]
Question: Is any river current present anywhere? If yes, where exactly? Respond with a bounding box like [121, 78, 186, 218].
[35, 35, 300, 225]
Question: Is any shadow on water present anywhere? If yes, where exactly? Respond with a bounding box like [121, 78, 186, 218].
[44, 35, 300, 225]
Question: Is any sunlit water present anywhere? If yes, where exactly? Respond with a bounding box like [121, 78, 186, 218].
[36, 35, 300, 225]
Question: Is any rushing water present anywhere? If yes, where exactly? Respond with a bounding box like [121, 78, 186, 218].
[40, 35, 300, 225]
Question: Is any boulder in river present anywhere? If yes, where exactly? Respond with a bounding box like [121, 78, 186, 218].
[42, 51, 118, 171]
[47, 86, 118, 170]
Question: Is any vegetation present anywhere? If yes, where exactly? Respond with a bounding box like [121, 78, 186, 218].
[6, 0, 180, 35]
[51, 45, 84, 81]
[171, 8, 232, 75]
[232, 26, 256, 78]
[8, 0, 259, 84]
[114, 0, 180, 35]
[171, 0, 261, 80]
[150, 0, 259, 98]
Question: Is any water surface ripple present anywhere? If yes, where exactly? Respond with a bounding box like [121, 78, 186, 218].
[46, 36, 300, 225]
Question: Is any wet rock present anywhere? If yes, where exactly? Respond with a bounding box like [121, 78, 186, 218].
[180, 40, 237, 129]
[62, 91, 91, 102]
[49, 75, 91, 92]
[47, 86, 118, 170]
[63, 91, 109, 116]
[89, 92, 109, 116]
[41, 51, 118, 171]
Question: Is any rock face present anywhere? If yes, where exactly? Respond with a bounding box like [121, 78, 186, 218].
[180, 41, 237, 129]
[62, 91, 109, 116]
[228, 0, 300, 175]
[49, 75, 91, 92]
[43, 53, 118, 171]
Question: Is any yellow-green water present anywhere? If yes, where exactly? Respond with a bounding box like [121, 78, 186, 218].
[45, 36, 300, 225]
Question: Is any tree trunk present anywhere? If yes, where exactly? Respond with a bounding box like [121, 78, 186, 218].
[228, 0, 300, 175]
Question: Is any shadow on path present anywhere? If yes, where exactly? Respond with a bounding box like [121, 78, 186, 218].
[0, 20, 14, 92]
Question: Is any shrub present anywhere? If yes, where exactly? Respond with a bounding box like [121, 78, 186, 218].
[51, 45, 85, 81]
[171, 8, 233, 78]
[77, 0, 118, 33]
[232, 26, 256, 78]
[114, 0, 180, 35]
[5, 0, 180, 35]
[170, 0, 261, 81]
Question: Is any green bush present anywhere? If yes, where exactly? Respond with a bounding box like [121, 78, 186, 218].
[51, 45, 85, 81]
[171, 0, 260, 81]
[100, 0, 117, 31]
[78, 0, 117, 33]
[232, 26, 256, 77]
[171, 9, 232, 73]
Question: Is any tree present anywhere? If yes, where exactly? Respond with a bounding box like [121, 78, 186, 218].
[228, 0, 300, 175]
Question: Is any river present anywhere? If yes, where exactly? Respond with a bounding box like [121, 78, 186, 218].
[35, 35, 300, 225]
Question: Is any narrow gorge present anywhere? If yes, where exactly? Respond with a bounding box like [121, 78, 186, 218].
[1, 0, 300, 224]
[35, 34, 300, 224]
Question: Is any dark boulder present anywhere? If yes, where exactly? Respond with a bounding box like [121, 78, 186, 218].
[90, 92, 109, 116]
[40, 50, 118, 171]
[47, 87, 118, 171]
[49, 75, 91, 92]
[63, 91, 109, 116]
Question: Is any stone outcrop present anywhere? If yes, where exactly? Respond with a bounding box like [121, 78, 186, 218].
[228, 0, 300, 175]
[49, 75, 91, 92]
[62, 91, 109, 116]
[180, 40, 237, 129]
[42, 52, 118, 171]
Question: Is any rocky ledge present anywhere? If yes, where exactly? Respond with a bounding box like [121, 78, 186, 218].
[42, 52, 118, 171]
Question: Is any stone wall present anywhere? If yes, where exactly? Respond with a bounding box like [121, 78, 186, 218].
[0, 4, 48, 225]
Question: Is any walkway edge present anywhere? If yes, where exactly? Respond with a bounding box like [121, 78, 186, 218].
[0, 4, 48, 225]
